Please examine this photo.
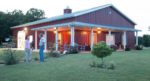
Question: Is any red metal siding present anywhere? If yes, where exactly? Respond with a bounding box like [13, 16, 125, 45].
[12, 27, 35, 48]
[113, 32, 135, 49]
[11, 18, 75, 48]
[127, 31, 135, 48]
[74, 7, 135, 48]
[47, 31, 55, 49]
[97, 32, 106, 42]
[75, 7, 134, 28]
[20, 18, 75, 29]
[11, 6, 136, 49]
[75, 30, 90, 45]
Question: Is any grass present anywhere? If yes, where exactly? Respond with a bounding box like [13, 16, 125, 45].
[0, 48, 39, 62]
[0, 48, 150, 81]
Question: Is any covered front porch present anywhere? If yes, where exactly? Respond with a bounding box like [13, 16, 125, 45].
[32, 22, 140, 51]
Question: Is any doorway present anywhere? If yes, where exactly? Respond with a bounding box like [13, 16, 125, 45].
[17, 31, 25, 49]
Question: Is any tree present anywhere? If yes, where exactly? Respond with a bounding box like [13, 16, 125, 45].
[92, 42, 113, 65]
[0, 8, 45, 43]
[0, 11, 10, 42]
[138, 36, 143, 45]
[143, 35, 150, 47]
[7, 10, 25, 25]
[0, 10, 25, 43]
[25, 8, 45, 22]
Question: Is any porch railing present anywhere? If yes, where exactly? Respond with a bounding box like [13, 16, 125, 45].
[48, 44, 91, 51]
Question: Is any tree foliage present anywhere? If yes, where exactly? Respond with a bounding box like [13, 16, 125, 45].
[0, 11, 12, 41]
[138, 36, 143, 45]
[142, 35, 150, 47]
[92, 41, 113, 64]
[0, 8, 45, 43]
[25, 8, 45, 22]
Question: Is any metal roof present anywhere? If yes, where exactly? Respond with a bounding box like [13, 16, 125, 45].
[11, 4, 136, 29]
[31, 21, 140, 32]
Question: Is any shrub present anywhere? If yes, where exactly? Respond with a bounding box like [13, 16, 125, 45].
[48, 43, 60, 57]
[125, 46, 131, 51]
[2, 48, 19, 65]
[89, 61, 106, 68]
[49, 51, 61, 57]
[97, 63, 106, 68]
[107, 61, 116, 70]
[90, 61, 116, 69]
[89, 61, 97, 67]
[68, 46, 78, 54]
[92, 42, 113, 65]
[135, 45, 143, 50]
[34, 57, 39, 61]
[110, 45, 118, 51]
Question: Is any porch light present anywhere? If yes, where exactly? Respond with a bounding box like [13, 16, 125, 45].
[97, 28, 101, 29]
[82, 31, 87, 35]
[97, 31, 101, 34]
[54, 27, 56, 30]
[24, 27, 28, 35]
[68, 31, 71, 34]
[54, 30, 56, 34]
[24, 27, 27, 31]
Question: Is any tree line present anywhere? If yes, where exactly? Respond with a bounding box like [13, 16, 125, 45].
[0, 8, 46, 43]
[138, 35, 150, 47]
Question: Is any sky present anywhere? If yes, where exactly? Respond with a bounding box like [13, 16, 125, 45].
[0, 0, 150, 36]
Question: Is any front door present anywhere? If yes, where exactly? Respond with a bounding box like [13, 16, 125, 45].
[17, 31, 25, 49]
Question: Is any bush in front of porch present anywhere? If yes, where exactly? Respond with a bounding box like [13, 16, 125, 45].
[91, 41, 113, 68]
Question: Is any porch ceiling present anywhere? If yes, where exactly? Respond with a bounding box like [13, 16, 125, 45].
[31, 21, 141, 32]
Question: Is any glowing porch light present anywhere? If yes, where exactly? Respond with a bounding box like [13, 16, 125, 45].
[97, 28, 101, 29]
[24, 27, 27, 31]
[54, 27, 56, 30]
[53, 31, 56, 34]
[68, 31, 71, 34]
[97, 31, 101, 34]
[24, 27, 28, 35]
[82, 31, 87, 35]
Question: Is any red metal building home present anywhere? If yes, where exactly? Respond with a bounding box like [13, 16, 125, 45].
[11, 4, 140, 51]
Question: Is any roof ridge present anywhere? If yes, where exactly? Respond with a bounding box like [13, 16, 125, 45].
[11, 4, 136, 29]
[11, 4, 112, 28]
[72, 4, 112, 16]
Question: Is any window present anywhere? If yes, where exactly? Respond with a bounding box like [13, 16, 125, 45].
[29, 35, 33, 43]
[106, 34, 115, 45]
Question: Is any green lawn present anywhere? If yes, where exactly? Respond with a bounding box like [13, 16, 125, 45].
[0, 48, 150, 81]
[0, 48, 39, 61]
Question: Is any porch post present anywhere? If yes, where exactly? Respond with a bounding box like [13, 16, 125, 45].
[55, 27, 58, 51]
[108, 30, 112, 46]
[122, 31, 127, 49]
[44, 30, 47, 51]
[70, 26, 75, 46]
[34, 30, 37, 50]
[90, 28, 94, 50]
[136, 31, 138, 46]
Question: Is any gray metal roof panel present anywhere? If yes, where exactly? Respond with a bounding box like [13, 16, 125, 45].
[12, 4, 136, 28]
[32, 21, 140, 31]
